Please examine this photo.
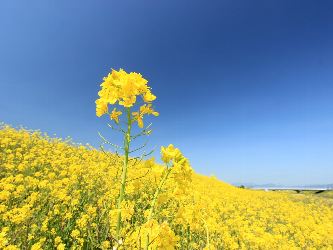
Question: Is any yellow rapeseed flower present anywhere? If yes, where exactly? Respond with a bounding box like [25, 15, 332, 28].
[101, 240, 110, 250]
[160, 144, 181, 164]
[95, 68, 156, 114]
[95, 99, 108, 117]
[110, 108, 122, 124]
[70, 229, 80, 239]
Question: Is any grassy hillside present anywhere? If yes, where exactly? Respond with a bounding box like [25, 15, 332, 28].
[1, 125, 333, 249]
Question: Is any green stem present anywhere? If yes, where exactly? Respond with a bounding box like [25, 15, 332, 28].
[145, 167, 172, 249]
[148, 168, 171, 220]
[116, 107, 131, 240]
[202, 218, 210, 249]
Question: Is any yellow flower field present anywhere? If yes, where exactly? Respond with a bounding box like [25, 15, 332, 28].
[1, 124, 333, 249]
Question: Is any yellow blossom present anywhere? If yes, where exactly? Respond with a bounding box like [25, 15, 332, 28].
[95, 68, 157, 112]
[110, 108, 122, 123]
[143, 91, 156, 102]
[95, 99, 108, 117]
[132, 104, 159, 128]
[55, 236, 62, 245]
[71, 229, 80, 239]
[160, 144, 181, 164]
[57, 243, 65, 250]
[101, 241, 110, 250]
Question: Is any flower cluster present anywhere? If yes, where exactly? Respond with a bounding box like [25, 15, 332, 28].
[95, 69, 158, 126]
[161, 144, 182, 164]
[161, 144, 193, 195]
[132, 104, 159, 128]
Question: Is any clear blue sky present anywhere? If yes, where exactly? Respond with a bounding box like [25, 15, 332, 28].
[1, 0, 332, 185]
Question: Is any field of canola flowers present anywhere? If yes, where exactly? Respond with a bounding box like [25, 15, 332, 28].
[1, 125, 333, 249]
[1, 68, 333, 249]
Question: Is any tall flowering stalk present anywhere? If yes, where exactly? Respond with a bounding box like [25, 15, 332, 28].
[148, 144, 189, 221]
[95, 69, 158, 241]
[144, 144, 192, 249]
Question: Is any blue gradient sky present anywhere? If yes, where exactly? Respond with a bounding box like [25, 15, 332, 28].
[1, 0, 332, 185]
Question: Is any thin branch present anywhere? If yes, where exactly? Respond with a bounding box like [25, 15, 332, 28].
[100, 145, 121, 171]
[128, 156, 141, 161]
[147, 233, 161, 247]
[131, 123, 153, 140]
[99, 145, 109, 155]
[107, 123, 126, 134]
[129, 155, 144, 167]
[143, 149, 155, 157]
[98, 131, 123, 150]
[126, 169, 151, 183]
[129, 141, 148, 154]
